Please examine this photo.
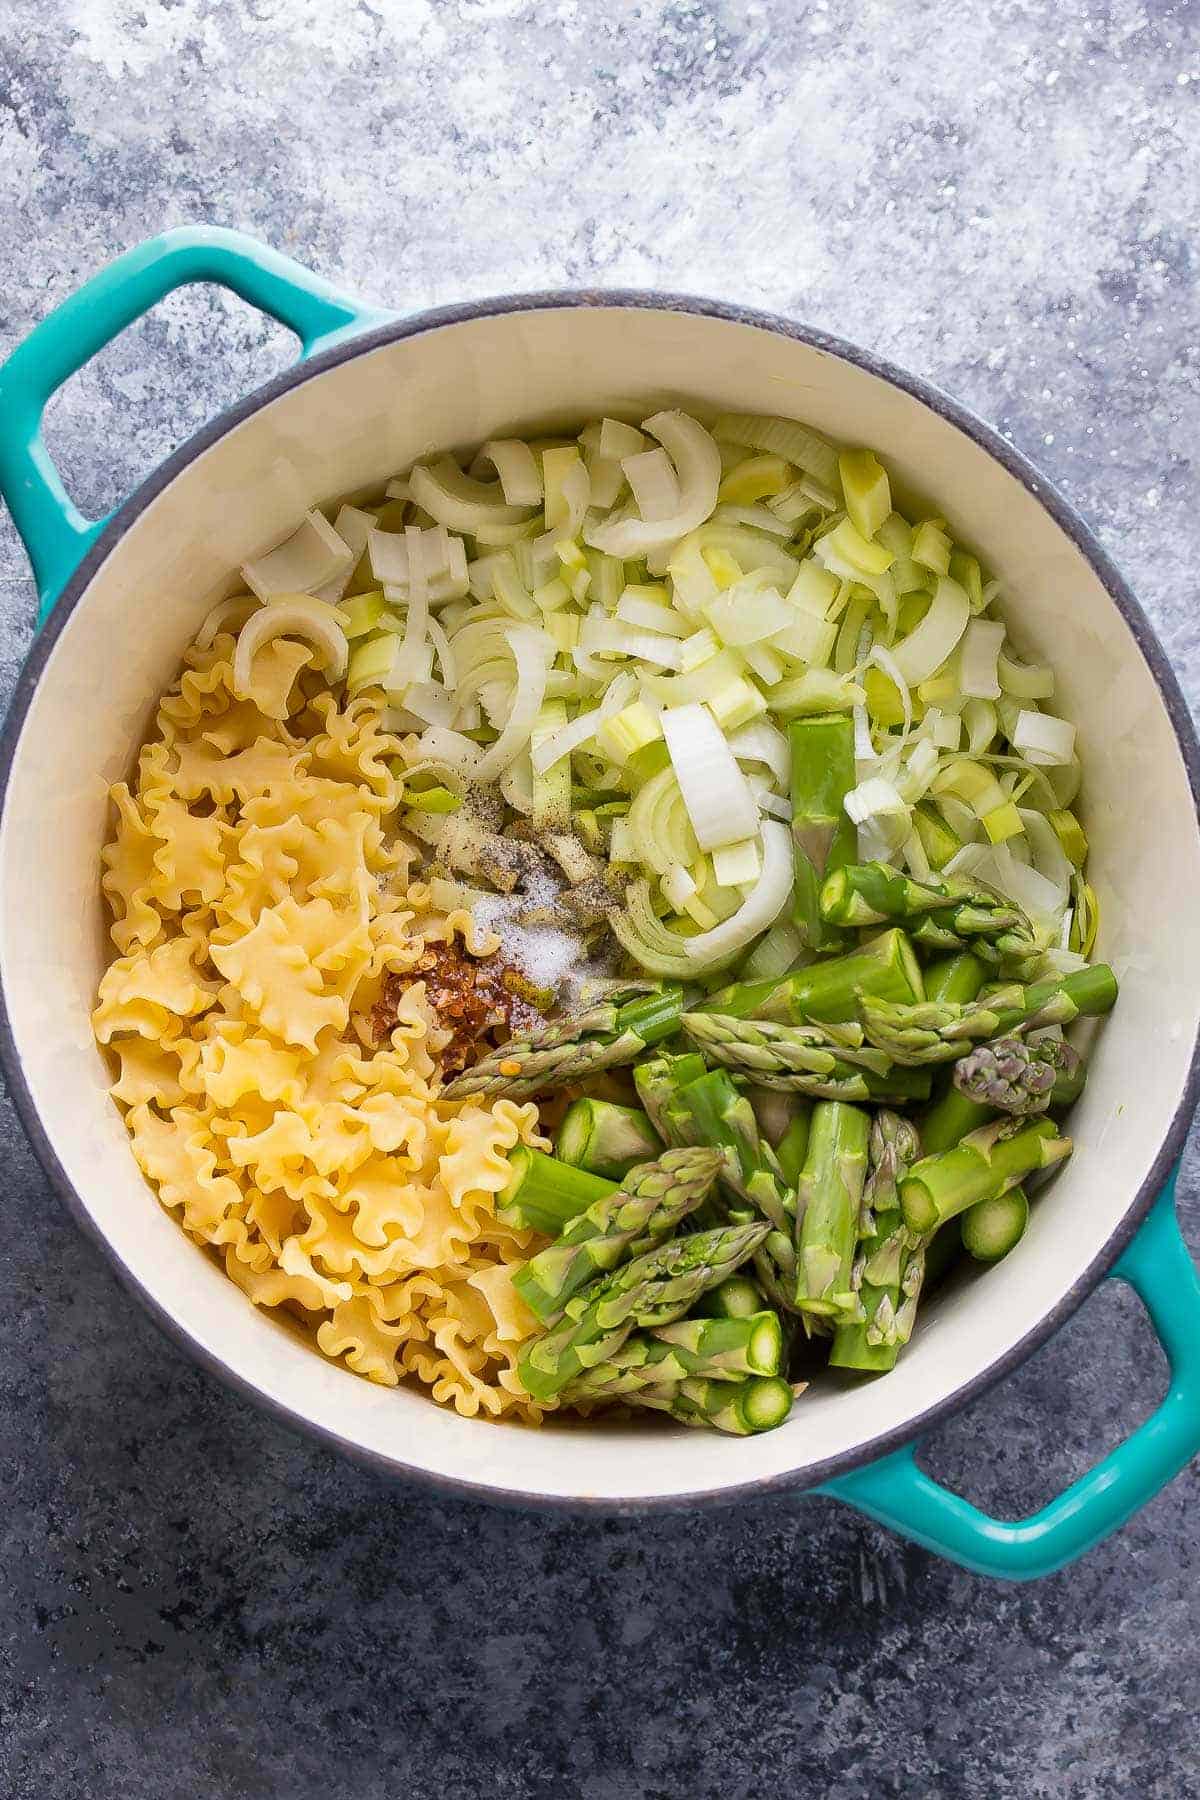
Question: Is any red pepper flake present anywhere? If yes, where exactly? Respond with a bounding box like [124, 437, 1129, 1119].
[373, 941, 544, 1073]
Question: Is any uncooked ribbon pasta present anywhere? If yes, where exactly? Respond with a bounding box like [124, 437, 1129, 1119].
[94, 629, 550, 1421]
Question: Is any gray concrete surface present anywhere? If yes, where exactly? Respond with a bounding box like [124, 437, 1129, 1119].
[1, 2, 1198, 1795]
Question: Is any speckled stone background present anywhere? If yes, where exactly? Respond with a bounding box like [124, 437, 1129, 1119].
[2, 3, 1199, 1796]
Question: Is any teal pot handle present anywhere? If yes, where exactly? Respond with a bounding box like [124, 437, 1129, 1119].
[819, 1170, 1200, 1579]
[0, 225, 393, 624]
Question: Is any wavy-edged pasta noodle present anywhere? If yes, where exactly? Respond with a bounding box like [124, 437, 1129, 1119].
[94, 626, 549, 1420]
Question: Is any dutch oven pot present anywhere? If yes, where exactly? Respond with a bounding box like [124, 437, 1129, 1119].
[1, 227, 1198, 1580]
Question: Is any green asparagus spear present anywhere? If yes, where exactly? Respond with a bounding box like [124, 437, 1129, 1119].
[744, 1084, 803, 1150]
[680, 1012, 933, 1102]
[632, 1054, 727, 1232]
[677, 1072, 802, 1313]
[917, 1085, 996, 1156]
[449, 936, 928, 1101]
[911, 916, 1039, 967]
[497, 1149, 614, 1234]
[961, 1187, 1029, 1262]
[820, 861, 1039, 963]
[899, 1118, 1071, 1235]
[775, 1108, 812, 1187]
[555, 1097, 662, 1178]
[442, 988, 685, 1099]
[829, 1110, 925, 1372]
[757, 1228, 805, 1310]
[683, 1008, 887, 1080]
[789, 714, 857, 951]
[894, 958, 987, 1152]
[1049, 1055, 1087, 1110]
[632, 1373, 795, 1435]
[512, 1147, 722, 1322]
[923, 952, 988, 1005]
[654, 1310, 785, 1374]
[694, 1274, 768, 1319]
[856, 1112, 917, 1243]
[561, 1310, 785, 1399]
[517, 1220, 771, 1400]
[703, 927, 923, 1025]
[637, 1059, 798, 1311]
[953, 1033, 1082, 1116]
[677, 1071, 795, 1232]
[794, 1100, 871, 1323]
[859, 965, 1118, 1065]
[911, 800, 962, 871]
[917, 1048, 1082, 1158]
[634, 1053, 708, 1146]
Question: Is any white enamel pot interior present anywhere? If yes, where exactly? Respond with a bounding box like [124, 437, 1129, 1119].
[2, 297, 1198, 1510]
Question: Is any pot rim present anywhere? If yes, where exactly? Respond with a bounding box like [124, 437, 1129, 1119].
[1, 286, 1197, 1514]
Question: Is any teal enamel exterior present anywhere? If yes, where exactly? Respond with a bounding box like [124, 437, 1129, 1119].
[0, 227, 1197, 1577]
[0, 225, 394, 623]
[819, 1174, 1200, 1577]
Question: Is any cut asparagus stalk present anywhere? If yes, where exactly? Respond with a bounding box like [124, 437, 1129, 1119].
[1050, 1056, 1087, 1109]
[900, 1118, 1071, 1235]
[911, 917, 1043, 971]
[653, 1310, 784, 1375]
[794, 1100, 870, 1323]
[819, 860, 1039, 963]
[789, 714, 857, 951]
[657, 1051, 709, 1089]
[909, 915, 993, 959]
[632, 1373, 795, 1435]
[677, 1071, 795, 1231]
[555, 1097, 662, 1178]
[911, 800, 962, 871]
[918, 1085, 996, 1156]
[758, 1228, 803, 1311]
[442, 987, 685, 1099]
[829, 1109, 924, 1372]
[745, 1084, 803, 1149]
[961, 1187, 1029, 1262]
[918, 1052, 1082, 1156]
[860, 965, 1118, 1065]
[680, 1011, 933, 1102]
[775, 1108, 812, 1187]
[632, 1054, 726, 1232]
[561, 1310, 785, 1400]
[517, 1219, 770, 1401]
[953, 1033, 1082, 1117]
[923, 951, 988, 1005]
[497, 1149, 614, 1234]
[702, 927, 924, 1025]
[694, 1274, 768, 1320]
[638, 1058, 798, 1310]
[633, 1053, 707, 1145]
[512, 1146, 722, 1322]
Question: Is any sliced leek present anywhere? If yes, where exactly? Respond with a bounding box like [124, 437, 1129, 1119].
[241, 510, 354, 602]
[476, 439, 543, 506]
[661, 703, 760, 850]
[409, 456, 537, 533]
[222, 409, 1099, 1059]
[890, 575, 970, 685]
[233, 595, 349, 694]
[680, 819, 793, 967]
[1012, 709, 1077, 765]
[712, 413, 840, 488]
[585, 411, 721, 559]
[470, 626, 553, 783]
